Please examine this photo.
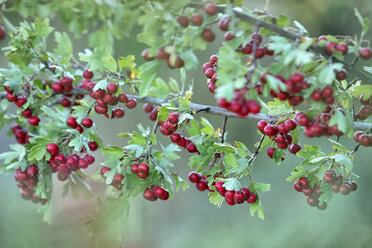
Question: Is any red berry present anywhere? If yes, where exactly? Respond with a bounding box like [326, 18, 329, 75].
[254, 47, 265, 59]
[359, 48, 372, 59]
[307, 196, 318, 207]
[294, 182, 302, 192]
[83, 70, 94, 79]
[131, 164, 139, 174]
[22, 108, 33, 119]
[100, 166, 111, 176]
[170, 132, 181, 143]
[205, 68, 216, 78]
[267, 147, 275, 159]
[177, 16, 189, 28]
[257, 120, 268, 133]
[302, 186, 312, 196]
[233, 191, 245, 204]
[113, 174, 124, 183]
[113, 108, 125, 118]
[325, 42, 337, 55]
[284, 119, 297, 131]
[336, 42, 348, 55]
[82, 118, 93, 128]
[27, 166, 38, 178]
[190, 14, 203, 26]
[154, 187, 166, 197]
[74, 125, 83, 133]
[66, 117, 77, 128]
[218, 18, 230, 31]
[107, 83, 118, 94]
[0, 25, 6, 39]
[201, 28, 215, 42]
[204, 3, 217, 15]
[126, 99, 137, 109]
[61, 97, 71, 107]
[88, 141, 98, 151]
[196, 180, 208, 191]
[225, 197, 235, 206]
[288, 143, 301, 154]
[290, 73, 304, 84]
[143, 103, 154, 113]
[188, 172, 200, 183]
[322, 86, 333, 97]
[46, 143, 59, 155]
[246, 193, 257, 203]
[186, 143, 197, 153]
[298, 177, 309, 188]
[138, 163, 149, 174]
[263, 125, 277, 136]
[78, 158, 89, 169]
[143, 188, 157, 201]
[52, 82, 64, 93]
[118, 93, 128, 103]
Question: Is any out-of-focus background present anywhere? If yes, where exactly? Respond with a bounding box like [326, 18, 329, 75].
[1, 0, 372, 247]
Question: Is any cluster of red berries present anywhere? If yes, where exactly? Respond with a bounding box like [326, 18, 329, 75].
[354, 131, 372, 147]
[294, 111, 343, 138]
[293, 177, 326, 209]
[258, 73, 309, 107]
[0, 25, 5, 40]
[66, 116, 93, 133]
[100, 167, 124, 190]
[130, 162, 150, 179]
[14, 166, 46, 205]
[143, 186, 170, 201]
[217, 91, 261, 117]
[203, 55, 218, 94]
[12, 124, 31, 145]
[81, 70, 136, 118]
[51, 76, 84, 108]
[141, 47, 184, 69]
[356, 94, 372, 120]
[318, 36, 372, 60]
[202, 55, 262, 117]
[257, 119, 301, 157]
[4, 86, 41, 126]
[176, 3, 218, 43]
[188, 171, 212, 191]
[143, 103, 159, 121]
[323, 171, 357, 194]
[235, 32, 274, 58]
[310, 86, 335, 105]
[189, 171, 258, 206]
[46, 143, 96, 180]
[170, 132, 198, 153]
[317, 36, 349, 56]
[216, 182, 257, 206]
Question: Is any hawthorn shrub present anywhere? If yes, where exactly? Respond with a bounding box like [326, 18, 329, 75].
[0, 0, 372, 244]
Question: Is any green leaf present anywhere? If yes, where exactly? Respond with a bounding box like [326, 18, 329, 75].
[223, 178, 241, 191]
[209, 191, 224, 207]
[253, 183, 271, 192]
[118, 55, 136, 71]
[139, 60, 161, 97]
[92, 79, 108, 91]
[286, 166, 308, 182]
[329, 154, 353, 173]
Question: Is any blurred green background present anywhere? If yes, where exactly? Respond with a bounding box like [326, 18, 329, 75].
[1, 0, 372, 247]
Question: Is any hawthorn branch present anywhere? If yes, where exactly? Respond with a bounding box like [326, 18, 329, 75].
[1, 89, 371, 131]
[186, 2, 372, 84]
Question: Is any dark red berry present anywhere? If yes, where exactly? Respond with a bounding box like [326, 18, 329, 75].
[204, 3, 217, 15]
[188, 172, 200, 183]
[82, 118, 93, 128]
[46, 143, 59, 155]
[190, 14, 203, 26]
[83, 70, 94, 79]
[126, 99, 137, 109]
[359, 48, 372, 59]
